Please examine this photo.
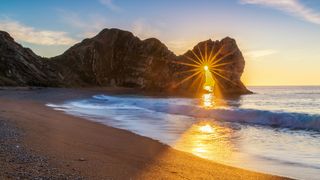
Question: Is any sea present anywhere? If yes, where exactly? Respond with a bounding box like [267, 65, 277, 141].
[47, 86, 320, 179]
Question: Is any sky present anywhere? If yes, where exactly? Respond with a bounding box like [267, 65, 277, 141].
[1, 0, 320, 86]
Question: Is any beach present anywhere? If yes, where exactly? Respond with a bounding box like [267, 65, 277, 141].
[0, 88, 286, 179]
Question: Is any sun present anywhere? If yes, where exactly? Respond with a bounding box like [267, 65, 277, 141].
[170, 42, 236, 94]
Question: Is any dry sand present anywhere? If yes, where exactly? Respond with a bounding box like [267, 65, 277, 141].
[0, 88, 288, 179]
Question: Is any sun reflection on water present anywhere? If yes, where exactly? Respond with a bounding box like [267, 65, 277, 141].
[199, 124, 214, 133]
[174, 121, 234, 160]
[202, 93, 214, 109]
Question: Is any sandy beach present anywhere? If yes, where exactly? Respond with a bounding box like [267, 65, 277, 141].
[0, 88, 287, 179]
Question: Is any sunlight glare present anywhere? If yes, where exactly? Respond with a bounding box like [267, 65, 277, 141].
[174, 122, 233, 160]
[202, 93, 214, 108]
[204, 65, 209, 71]
[199, 124, 214, 133]
[172, 42, 236, 96]
[204, 85, 213, 92]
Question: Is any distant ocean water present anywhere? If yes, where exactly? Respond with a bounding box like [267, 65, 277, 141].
[47, 86, 320, 179]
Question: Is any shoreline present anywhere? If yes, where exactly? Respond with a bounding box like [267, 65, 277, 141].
[0, 88, 288, 179]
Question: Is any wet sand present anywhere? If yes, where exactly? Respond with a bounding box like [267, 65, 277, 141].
[0, 88, 288, 179]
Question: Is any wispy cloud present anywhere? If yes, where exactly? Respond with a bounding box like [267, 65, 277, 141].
[131, 19, 162, 39]
[240, 0, 320, 25]
[99, 0, 122, 12]
[167, 39, 201, 55]
[58, 10, 108, 38]
[0, 18, 76, 45]
[244, 49, 277, 59]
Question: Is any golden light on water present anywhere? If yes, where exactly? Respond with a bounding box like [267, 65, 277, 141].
[199, 124, 214, 133]
[202, 93, 214, 108]
[174, 121, 234, 160]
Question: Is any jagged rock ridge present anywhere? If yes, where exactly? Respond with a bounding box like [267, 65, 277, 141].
[0, 28, 251, 96]
[0, 31, 59, 86]
[50, 29, 177, 90]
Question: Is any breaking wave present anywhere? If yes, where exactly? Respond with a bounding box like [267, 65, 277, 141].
[48, 94, 320, 131]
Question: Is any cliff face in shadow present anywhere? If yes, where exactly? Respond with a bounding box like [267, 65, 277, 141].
[50, 29, 177, 90]
[0, 31, 59, 86]
[0, 28, 251, 96]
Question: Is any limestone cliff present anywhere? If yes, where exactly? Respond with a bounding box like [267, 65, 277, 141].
[0, 31, 59, 86]
[176, 38, 251, 95]
[0, 28, 251, 95]
[50, 29, 176, 89]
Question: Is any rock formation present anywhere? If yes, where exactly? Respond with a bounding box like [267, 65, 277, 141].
[0, 31, 59, 86]
[0, 28, 251, 96]
[176, 38, 251, 96]
[50, 29, 177, 89]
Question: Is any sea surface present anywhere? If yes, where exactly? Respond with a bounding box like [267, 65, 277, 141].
[47, 86, 320, 179]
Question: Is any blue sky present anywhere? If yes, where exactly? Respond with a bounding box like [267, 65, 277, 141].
[1, 0, 320, 85]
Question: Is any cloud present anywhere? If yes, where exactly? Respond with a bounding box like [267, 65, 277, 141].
[58, 10, 108, 38]
[0, 19, 76, 45]
[244, 49, 277, 59]
[240, 0, 320, 25]
[167, 39, 201, 55]
[131, 19, 162, 39]
[99, 0, 122, 12]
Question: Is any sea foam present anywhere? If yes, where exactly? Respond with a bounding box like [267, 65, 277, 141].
[53, 94, 320, 131]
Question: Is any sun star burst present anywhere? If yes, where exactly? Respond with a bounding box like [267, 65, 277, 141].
[171, 42, 237, 94]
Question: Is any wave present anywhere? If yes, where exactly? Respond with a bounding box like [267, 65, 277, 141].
[50, 95, 320, 131]
[68, 101, 148, 110]
[205, 109, 320, 131]
[93, 95, 112, 100]
[255, 154, 320, 170]
[146, 105, 320, 131]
